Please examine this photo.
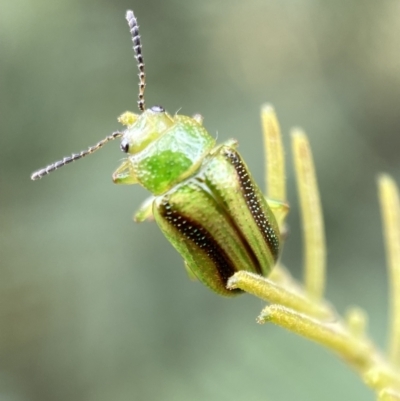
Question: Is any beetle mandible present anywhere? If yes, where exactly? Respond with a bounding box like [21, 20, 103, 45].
[31, 10, 286, 296]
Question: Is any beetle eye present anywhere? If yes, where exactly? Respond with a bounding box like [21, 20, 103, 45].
[120, 140, 129, 153]
[150, 105, 165, 113]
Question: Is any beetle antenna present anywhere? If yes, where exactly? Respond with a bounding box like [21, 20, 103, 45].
[31, 131, 123, 180]
[126, 10, 146, 112]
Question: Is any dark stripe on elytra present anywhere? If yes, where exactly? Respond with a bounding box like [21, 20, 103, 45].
[224, 149, 280, 261]
[158, 199, 242, 292]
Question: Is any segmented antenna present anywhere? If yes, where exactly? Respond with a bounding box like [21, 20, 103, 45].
[31, 11, 146, 181]
[126, 10, 146, 111]
[31, 131, 123, 180]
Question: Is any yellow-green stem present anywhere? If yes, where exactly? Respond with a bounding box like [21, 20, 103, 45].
[292, 129, 326, 301]
[378, 175, 400, 368]
[227, 271, 331, 320]
[261, 104, 286, 203]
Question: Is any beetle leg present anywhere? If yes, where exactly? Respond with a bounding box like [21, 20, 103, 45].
[183, 260, 198, 281]
[267, 199, 290, 238]
[134, 196, 155, 222]
[112, 160, 138, 184]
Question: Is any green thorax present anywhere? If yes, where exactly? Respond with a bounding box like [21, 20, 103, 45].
[113, 109, 216, 195]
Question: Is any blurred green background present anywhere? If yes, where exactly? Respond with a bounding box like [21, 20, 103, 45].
[1, 0, 400, 400]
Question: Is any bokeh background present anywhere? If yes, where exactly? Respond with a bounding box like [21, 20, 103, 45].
[1, 0, 400, 400]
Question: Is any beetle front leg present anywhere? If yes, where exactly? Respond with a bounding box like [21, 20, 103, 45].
[112, 160, 138, 184]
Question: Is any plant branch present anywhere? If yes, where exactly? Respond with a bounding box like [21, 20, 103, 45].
[228, 108, 400, 399]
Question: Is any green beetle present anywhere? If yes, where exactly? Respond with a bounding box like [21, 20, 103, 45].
[31, 10, 283, 296]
